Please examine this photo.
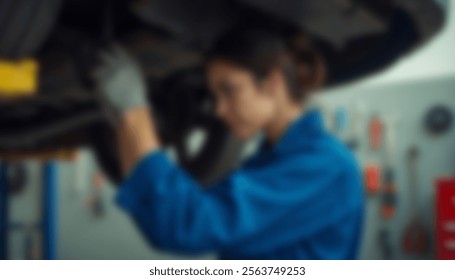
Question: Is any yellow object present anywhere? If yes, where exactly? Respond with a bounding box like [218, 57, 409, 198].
[0, 59, 38, 96]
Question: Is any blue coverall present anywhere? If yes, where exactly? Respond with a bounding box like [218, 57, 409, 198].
[115, 109, 365, 259]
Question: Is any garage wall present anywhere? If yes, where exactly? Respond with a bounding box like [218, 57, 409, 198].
[315, 76, 455, 259]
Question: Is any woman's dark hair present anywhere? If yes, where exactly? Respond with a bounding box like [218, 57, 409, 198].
[206, 24, 326, 102]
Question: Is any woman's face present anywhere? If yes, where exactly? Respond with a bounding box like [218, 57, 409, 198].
[207, 59, 277, 140]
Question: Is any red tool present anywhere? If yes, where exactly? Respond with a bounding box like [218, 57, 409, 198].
[402, 147, 429, 255]
[364, 163, 381, 194]
[369, 116, 383, 150]
[435, 177, 455, 259]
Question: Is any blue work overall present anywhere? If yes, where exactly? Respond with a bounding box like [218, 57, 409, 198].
[115, 109, 365, 259]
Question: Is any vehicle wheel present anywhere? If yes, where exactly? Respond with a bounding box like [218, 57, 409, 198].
[154, 68, 248, 185]
[0, 0, 62, 58]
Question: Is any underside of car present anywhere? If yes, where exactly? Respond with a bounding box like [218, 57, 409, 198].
[0, 0, 447, 184]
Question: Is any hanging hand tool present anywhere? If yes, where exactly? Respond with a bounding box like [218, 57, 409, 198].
[381, 169, 397, 219]
[369, 115, 383, 151]
[381, 116, 398, 219]
[364, 163, 381, 195]
[402, 146, 430, 255]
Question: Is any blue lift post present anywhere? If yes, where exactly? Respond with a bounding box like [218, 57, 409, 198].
[0, 164, 8, 259]
[43, 162, 58, 260]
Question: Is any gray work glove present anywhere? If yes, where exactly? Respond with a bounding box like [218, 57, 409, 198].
[93, 45, 148, 115]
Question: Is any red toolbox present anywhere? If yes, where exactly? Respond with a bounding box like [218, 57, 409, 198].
[435, 177, 455, 259]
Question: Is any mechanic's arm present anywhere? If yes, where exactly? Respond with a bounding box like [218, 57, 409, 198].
[94, 45, 161, 175]
[117, 108, 159, 175]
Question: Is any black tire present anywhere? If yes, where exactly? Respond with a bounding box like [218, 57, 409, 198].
[0, 0, 62, 58]
[151, 68, 245, 185]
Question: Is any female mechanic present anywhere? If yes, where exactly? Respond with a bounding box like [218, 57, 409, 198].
[94, 25, 365, 260]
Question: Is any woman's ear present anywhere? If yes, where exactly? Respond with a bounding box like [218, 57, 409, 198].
[296, 56, 326, 92]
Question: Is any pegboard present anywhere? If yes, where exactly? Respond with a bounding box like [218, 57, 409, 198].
[315, 76, 455, 259]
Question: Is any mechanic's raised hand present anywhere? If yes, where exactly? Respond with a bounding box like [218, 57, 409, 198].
[94, 45, 148, 114]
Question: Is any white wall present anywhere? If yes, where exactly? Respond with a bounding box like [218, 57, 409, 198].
[359, 0, 454, 87]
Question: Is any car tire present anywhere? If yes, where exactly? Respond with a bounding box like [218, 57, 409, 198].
[0, 0, 62, 58]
